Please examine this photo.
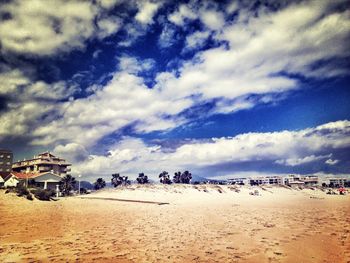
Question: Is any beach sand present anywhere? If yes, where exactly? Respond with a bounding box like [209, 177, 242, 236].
[0, 185, 349, 262]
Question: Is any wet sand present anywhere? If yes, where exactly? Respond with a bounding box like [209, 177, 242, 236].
[0, 185, 349, 262]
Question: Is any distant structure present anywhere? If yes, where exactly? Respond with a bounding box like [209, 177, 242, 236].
[227, 177, 248, 185]
[249, 176, 283, 186]
[283, 175, 319, 186]
[10, 171, 63, 190]
[323, 177, 348, 187]
[12, 152, 71, 176]
[224, 174, 320, 186]
[0, 149, 13, 178]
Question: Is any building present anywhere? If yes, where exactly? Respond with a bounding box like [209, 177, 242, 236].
[0, 149, 13, 178]
[1, 173, 19, 188]
[227, 178, 248, 185]
[11, 172, 62, 190]
[283, 175, 319, 186]
[302, 176, 319, 185]
[0, 175, 4, 187]
[324, 178, 348, 187]
[12, 152, 71, 176]
[249, 176, 283, 185]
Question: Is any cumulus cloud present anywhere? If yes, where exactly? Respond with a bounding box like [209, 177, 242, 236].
[183, 30, 211, 51]
[1, 0, 349, 181]
[135, 1, 162, 25]
[157, 0, 350, 114]
[118, 56, 155, 74]
[31, 68, 193, 147]
[0, 69, 76, 138]
[275, 154, 331, 166]
[0, 101, 54, 138]
[199, 10, 225, 30]
[158, 24, 178, 48]
[168, 3, 197, 26]
[96, 17, 122, 39]
[325, 159, 339, 165]
[0, 0, 121, 56]
[71, 120, 350, 179]
[53, 143, 89, 163]
[0, 69, 29, 95]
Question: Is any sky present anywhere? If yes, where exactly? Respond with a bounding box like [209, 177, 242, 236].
[0, 0, 350, 181]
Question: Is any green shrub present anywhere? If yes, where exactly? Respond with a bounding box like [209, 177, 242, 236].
[31, 189, 56, 201]
[16, 185, 29, 197]
[26, 194, 33, 201]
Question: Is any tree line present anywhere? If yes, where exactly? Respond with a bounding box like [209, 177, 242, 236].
[48, 170, 193, 196]
[92, 170, 192, 190]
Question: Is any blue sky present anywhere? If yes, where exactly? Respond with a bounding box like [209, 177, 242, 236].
[0, 0, 349, 181]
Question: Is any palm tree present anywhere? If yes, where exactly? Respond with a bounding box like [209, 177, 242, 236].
[173, 171, 181, 183]
[94, 178, 106, 190]
[181, 170, 192, 184]
[59, 175, 77, 196]
[136, 173, 149, 184]
[111, 173, 130, 187]
[159, 171, 172, 184]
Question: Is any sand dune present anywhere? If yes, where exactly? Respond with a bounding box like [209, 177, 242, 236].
[0, 185, 349, 262]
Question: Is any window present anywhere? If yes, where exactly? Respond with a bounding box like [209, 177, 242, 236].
[6, 169, 10, 171]
[7, 155, 10, 158]
[0, 155, 3, 158]
[6, 162, 10, 165]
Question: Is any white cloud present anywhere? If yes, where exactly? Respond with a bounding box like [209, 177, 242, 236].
[275, 154, 331, 166]
[168, 3, 197, 26]
[118, 56, 155, 74]
[199, 10, 225, 30]
[135, 1, 161, 25]
[97, 0, 120, 9]
[97, 17, 122, 39]
[0, 101, 54, 137]
[157, 0, 350, 114]
[53, 143, 89, 163]
[31, 68, 193, 147]
[226, 2, 238, 14]
[2, 0, 350, 174]
[325, 159, 339, 165]
[183, 30, 210, 51]
[0, 0, 122, 56]
[158, 24, 178, 48]
[72, 120, 350, 179]
[0, 70, 76, 138]
[0, 70, 29, 95]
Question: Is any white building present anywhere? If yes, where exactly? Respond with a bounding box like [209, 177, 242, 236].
[12, 171, 62, 190]
[324, 178, 348, 187]
[12, 152, 71, 176]
[249, 176, 283, 185]
[2, 174, 19, 187]
[227, 178, 248, 185]
[0, 175, 4, 187]
[283, 175, 319, 186]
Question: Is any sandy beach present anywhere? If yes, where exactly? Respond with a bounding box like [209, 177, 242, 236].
[0, 185, 349, 263]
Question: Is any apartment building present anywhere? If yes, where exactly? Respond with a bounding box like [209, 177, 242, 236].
[249, 176, 283, 185]
[0, 149, 13, 177]
[12, 152, 71, 176]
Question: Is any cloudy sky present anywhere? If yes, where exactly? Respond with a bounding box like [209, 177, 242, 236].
[0, 0, 349, 181]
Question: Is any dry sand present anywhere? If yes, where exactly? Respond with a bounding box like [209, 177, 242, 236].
[0, 184, 349, 263]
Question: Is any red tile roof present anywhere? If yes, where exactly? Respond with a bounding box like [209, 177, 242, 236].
[11, 172, 41, 179]
[11, 171, 64, 180]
